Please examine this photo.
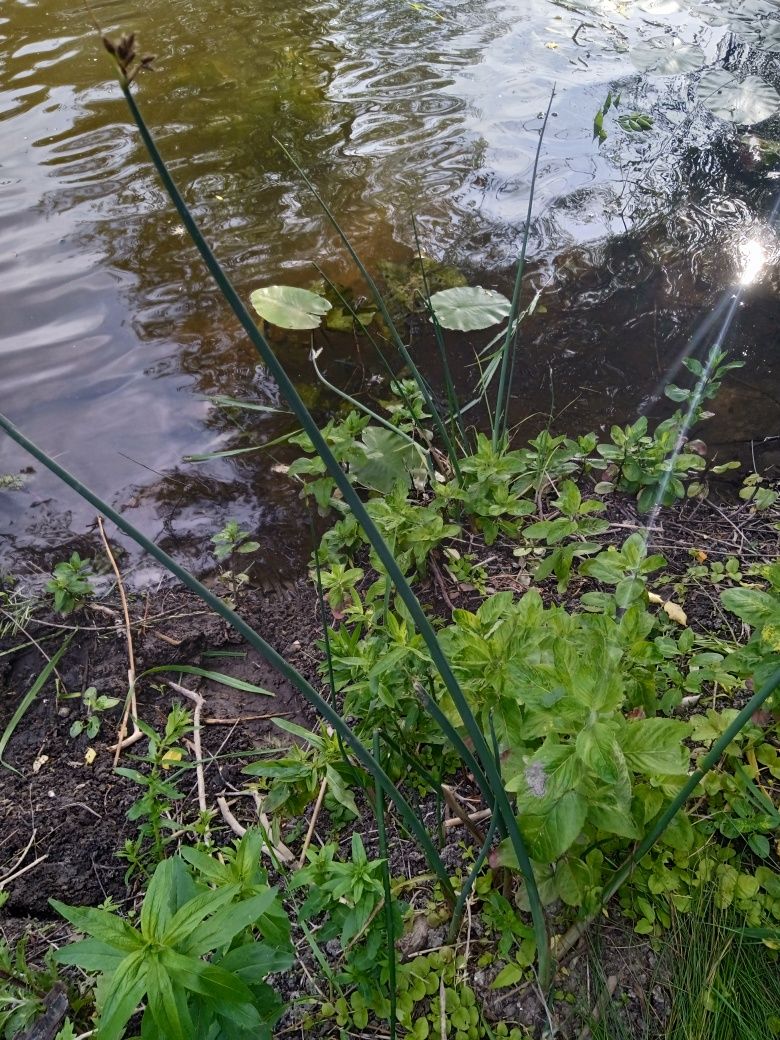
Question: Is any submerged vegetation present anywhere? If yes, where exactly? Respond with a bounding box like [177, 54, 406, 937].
[1, 19, 780, 1040]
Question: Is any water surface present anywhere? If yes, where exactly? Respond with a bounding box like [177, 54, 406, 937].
[1, 0, 778, 575]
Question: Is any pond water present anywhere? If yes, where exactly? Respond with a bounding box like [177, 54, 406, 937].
[1, 0, 779, 577]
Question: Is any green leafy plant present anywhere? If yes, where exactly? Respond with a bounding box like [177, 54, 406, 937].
[46, 552, 95, 614]
[116, 705, 192, 879]
[242, 719, 361, 819]
[594, 416, 706, 512]
[522, 479, 609, 591]
[579, 531, 666, 610]
[68, 686, 121, 740]
[0, 936, 72, 1040]
[52, 840, 292, 1040]
[210, 520, 260, 603]
[721, 562, 780, 690]
[740, 472, 780, 512]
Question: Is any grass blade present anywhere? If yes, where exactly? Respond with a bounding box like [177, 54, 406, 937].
[373, 731, 397, 1040]
[0, 636, 72, 774]
[138, 664, 275, 696]
[493, 87, 555, 446]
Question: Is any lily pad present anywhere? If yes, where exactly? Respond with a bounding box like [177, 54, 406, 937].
[428, 285, 512, 331]
[631, 38, 705, 75]
[249, 285, 331, 330]
[697, 70, 780, 125]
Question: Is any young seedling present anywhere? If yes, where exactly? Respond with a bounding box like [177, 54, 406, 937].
[46, 552, 94, 614]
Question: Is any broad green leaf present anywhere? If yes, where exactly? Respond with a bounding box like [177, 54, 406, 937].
[350, 427, 426, 494]
[491, 962, 523, 988]
[183, 890, 278, 956]
[218, 939, 295, 980]
[141, 859, 178, 942]
[662, 811, 694, 852]
[697, 70, 780, 125]
[615, 578, 645, 608]
[249, 285, 331, 330]
[160, 949, 256, 1006]
[576, 723, 625, 784]
[631, 38, 705, 75]
[587, 799, 640, 839]
[145, 954, 191, 1040]
[554, 860, 584, 907]
[53, 938, 126, 973]
[620, 717, 691, 775]
[519, 790, 587, 863]
[428, 285, 511, 331]
[162, 886, 239, 948]
[96, 949, 149, 1040]
[50, 901, 142, 953]
[721, 587, 780, 628]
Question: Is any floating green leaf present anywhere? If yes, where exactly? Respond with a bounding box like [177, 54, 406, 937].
[249, 285, 331, 330]
[697, 70, 780, 125]
[428, 285, 512, 332]
[631, 38, 705, 75]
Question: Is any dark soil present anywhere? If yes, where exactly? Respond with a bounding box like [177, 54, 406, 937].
[0, 576, 321, 916]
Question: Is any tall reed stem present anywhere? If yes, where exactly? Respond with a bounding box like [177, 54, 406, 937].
[115, 81, 551, 982]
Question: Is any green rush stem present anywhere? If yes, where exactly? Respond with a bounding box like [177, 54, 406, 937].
[448, 810, 499, 944]
[54, 79, 549, 979]
[0, 409, 455, 906]
[309, 510, 337, 701]
[373, 730, 397, 1040]
[410, 213, 467, 453]
[273, 137, 462, 482]
[493, 86, 555, 449]
[311, 264, 424, 433]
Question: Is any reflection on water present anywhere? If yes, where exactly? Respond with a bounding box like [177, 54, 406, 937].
[0, 0, 778, 573]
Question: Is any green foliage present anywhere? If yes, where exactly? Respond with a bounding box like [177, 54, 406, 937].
[68, 686, 121, 740]
[523, 479, 609, 591]
[579, 531, 666, 611]
[292, 834, 387, 950]
[211, 521, 260, 562]
[0, 936, 72, 1040]
[249, 284, 331, 330]
[740, 472, 780, 511]
[428, 285, 512, 332]
[47, 552, 95, 615]
[721, 563, 780, 691]
[52, 836, 292, 1040]
[594, 415, 705, 512]
[242, 719, 361, 819]
[116, 705, 193, 879]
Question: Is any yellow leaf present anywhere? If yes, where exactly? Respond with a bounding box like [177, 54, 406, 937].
[648, 593, 663, 605]
[162, 749, 183, 770]
[84, 747, 97, 766]
[663, 601, 687, 625]
[545, 41, 559, 49]
[693, 549, 707, 562]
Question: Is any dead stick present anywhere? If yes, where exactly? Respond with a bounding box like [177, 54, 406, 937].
[577, 975, 618, 1040]
[97, 516, 140, 763]
[167, 680, 207, 826]
[441, 785, 486, 843]
[0, 855, 48, 889]
[443, 807, 492, 831]
[297, 775, 328, 869]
